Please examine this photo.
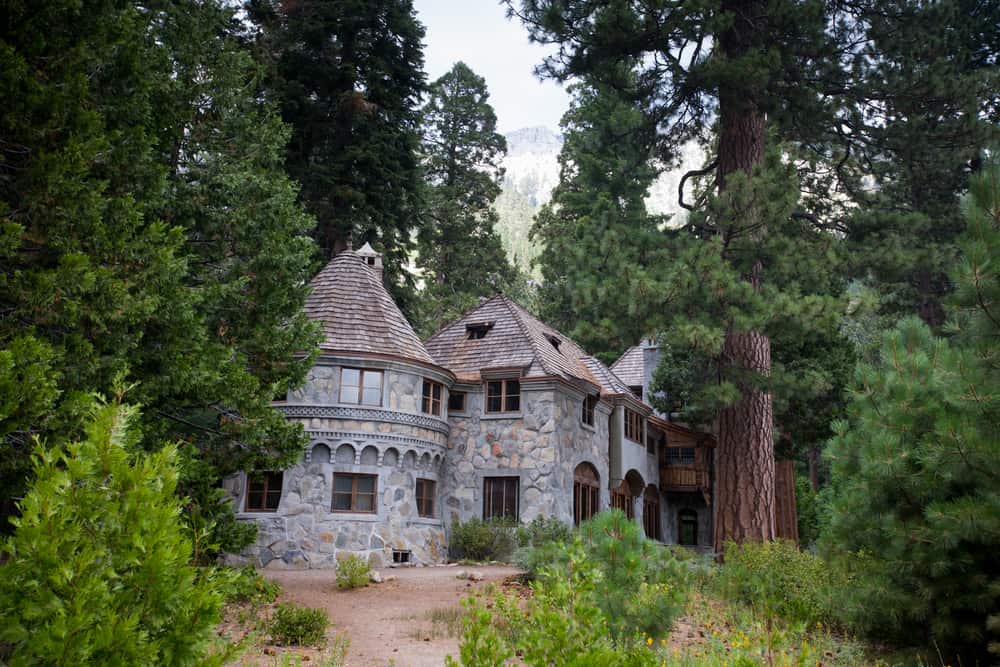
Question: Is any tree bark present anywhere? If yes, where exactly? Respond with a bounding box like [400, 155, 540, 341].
[712, 0, 777, 554]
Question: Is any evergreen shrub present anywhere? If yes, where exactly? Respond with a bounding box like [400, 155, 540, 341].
[449, 518, 517, 562]
[269, 603, 329, 646]
[0, 403, 227, 666]
[335, 554, 371, 590]
[513, 515, 573, 578]
[224, 566, 281, 604]
[719, 540, 840, 628]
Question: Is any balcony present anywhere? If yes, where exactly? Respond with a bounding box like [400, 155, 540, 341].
[660, 463, 709, 492]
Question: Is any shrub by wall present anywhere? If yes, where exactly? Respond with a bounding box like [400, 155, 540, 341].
[449, 517, 518, 562]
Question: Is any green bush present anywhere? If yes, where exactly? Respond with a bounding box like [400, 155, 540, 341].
[447, 540, 660, 666]
[719, 539, 839, 628]
[0, 403, 228, 666]
[269, 603, 329, 646]
[513, 515, 573, 578]
[335, 554, 371, 590]
[223, 566, 281, 604]
[449, 517, 518, 562]
[574, 510, 689, 639]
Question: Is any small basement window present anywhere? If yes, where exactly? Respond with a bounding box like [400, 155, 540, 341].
[392, 549, 411, 564]
[466, 321, 494, 339]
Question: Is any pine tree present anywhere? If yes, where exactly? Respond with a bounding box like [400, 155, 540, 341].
[823, 162, 999, 661]
[0, 0, 319, 546]
[841, 0, 1000, 326]
[415, 62, 515, 335]
[246, 0, 427, 310]
[510, 0, 847, 548]
[532, 74, 665, 359]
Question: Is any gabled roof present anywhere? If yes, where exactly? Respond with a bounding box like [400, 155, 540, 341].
[304, 250, 436, 365]
[610, 345, 644, 387]
[424, 295, 631, 397]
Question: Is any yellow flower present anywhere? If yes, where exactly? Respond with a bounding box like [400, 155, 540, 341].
[647, 637, 653, 646]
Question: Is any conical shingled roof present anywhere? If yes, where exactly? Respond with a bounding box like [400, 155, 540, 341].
[303, 251, 436, 365]
[424, 295, 632, 396]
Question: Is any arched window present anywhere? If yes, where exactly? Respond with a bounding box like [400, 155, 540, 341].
[611, 480, 634, 519]
[573, 462, 600, 525]
[643, 486, 661, 540]
[678, 508, 698, 546]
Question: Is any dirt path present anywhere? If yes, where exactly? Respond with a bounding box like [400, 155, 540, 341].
[264, 565, 520, 667]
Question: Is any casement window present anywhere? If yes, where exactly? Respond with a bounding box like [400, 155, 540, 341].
[665, 447, 696, 465]
[611, 480, 634, 520]
[646, 433, 658, 455]
[416, 479, 436, 518]
[332, 473, 377, 513]
[483, 476, 519, 521]
[581, 395, 597, 426]
[447, 391, 466, 412]
[643, 488, 661, 541]
[624, 409, 643, 443]
[422, 380, 443, 416]
[245, 472, 283, 512]
[339, 368, 383, 406]
[485, 379, 520, 413]
[573, 463, 600, 526]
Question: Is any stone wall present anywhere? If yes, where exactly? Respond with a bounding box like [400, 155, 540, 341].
[232, 356, 452, 569]
[442, 382, 611, 531]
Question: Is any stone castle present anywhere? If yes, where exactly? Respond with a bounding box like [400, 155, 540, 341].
[227, 244, 715, 569]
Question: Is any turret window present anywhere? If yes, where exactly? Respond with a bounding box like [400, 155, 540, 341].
[340, 368, 383, 406]
[422, 380, 443, 415]
[245, 472, 283, 512]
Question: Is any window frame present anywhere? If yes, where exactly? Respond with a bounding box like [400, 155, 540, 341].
[643, 488, 661, 541]
[339, 367, 383, 406]
[483, 476, 519, 521]
[415, 478, 436, 518]
[624, 409, 643, 443]
[245, 471, 283, 512]
[332, 473, 378, 514]
[485, 378, 521, 414]
[581, 394, 596, 427]
[665, 447, 697, 465]
[611, 480, 634, 520]
[573, 464, 600, 526]
[421, 380, 443, 416]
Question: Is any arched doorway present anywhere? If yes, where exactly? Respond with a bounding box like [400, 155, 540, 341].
[642, 486, 661, 541]
[573, 462, 600, 525]
[678, 508, 698, 546]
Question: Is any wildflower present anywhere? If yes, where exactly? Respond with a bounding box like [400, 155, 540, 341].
[647, 637, 653, 646]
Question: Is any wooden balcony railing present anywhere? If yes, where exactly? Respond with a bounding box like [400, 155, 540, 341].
[660, 464, 708, 491]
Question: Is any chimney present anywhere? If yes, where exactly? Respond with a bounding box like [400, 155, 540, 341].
[355, 242, 383, 280]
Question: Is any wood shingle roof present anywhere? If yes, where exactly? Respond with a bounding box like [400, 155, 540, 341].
[303, 250, 436, 365]
[610, 345, 644, 387]
[424, 295, 631, 397]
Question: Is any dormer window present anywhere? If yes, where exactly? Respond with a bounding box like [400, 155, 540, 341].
[466, 321, 494, 340]
[365, 256, 376, 266]
[547, 335, 561, 352]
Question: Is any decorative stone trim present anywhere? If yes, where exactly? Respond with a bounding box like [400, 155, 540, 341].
[278, 404, 450, 434]
[305, 430, 446, 453]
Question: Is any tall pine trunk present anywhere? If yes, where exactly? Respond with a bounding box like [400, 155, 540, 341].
[712, 0, 777, 554]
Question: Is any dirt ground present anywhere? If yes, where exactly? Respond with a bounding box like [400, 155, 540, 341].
[260, 564, 520, 667]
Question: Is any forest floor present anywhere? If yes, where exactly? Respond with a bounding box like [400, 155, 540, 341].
[222, 564, 520, 666]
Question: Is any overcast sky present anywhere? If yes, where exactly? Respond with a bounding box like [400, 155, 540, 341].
[413, 0, 570, 134]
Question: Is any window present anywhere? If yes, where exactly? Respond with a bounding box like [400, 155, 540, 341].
[416, 479, 435, 518]
[581, 394, 596, 426]
[483, 477, 519, 520]
[646, 432, 658, 455]
[485, 379, 520, 413]
[547, 335, 561, 352]
[422, 380, 443, 416]
[624, 409, 643, 442]
[332, 473, 377, 513]
[678, 508, 698, 546]
[629, 385, 643, 400]
[466, 322, 494, 339]
[573, 463, 600, 526]
[245, 472, 283, 512]
[611, 480, 634, 519]
[339, 368, 383, 406]
[643, 487, 661, 541]
[448, 391, 466, 412]
[665, 447, 696, 465]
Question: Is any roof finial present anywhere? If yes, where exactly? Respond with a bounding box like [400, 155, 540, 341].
[345, 236, 353, 251]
